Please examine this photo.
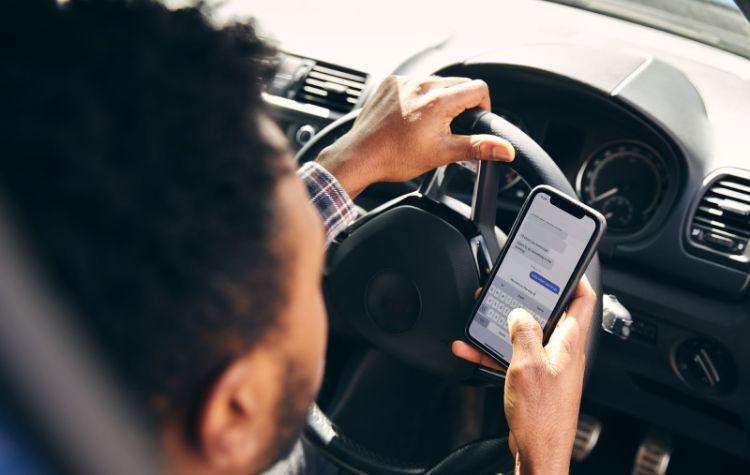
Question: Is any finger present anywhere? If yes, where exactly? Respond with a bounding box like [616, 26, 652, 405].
[428, 78, 492, 115]
[415, 76, 472, 93]
[474, 287, 483, 299]
[507, 308, 544, 361]
[545, 278, 596, 361]
[563, 276, 597, 339]
[544, 313, 580, 365]
[445, 133, 515, 163]
[451, 340, 505, 371]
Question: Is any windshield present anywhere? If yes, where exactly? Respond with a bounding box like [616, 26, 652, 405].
[547, 0, 750, 58]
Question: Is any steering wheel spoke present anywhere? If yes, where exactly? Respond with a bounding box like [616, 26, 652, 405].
[420, 159, 505, 268]
[470, 160, 504, 260]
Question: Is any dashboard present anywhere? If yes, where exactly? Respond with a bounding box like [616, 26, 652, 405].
[435, 63, 683, 240]
[225, 0, 750, 463]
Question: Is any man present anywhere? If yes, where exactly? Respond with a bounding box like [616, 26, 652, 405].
[2, 1, 595, 474]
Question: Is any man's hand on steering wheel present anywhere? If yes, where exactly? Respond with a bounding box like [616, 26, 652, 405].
[453, 278, 597, 475]
[315, 75, 515, 198]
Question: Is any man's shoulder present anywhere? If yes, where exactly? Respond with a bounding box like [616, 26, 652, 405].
[263, 438, 341, 475]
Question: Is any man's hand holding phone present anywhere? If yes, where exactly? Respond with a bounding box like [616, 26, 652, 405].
[453, 277, 596, 475]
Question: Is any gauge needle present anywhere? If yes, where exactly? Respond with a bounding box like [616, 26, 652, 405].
[590, 187, 619, 204]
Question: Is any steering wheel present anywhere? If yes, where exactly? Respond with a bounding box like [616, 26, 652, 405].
[296, 107, 603, 474]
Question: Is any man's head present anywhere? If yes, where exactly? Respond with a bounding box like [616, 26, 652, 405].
[1, 1, 328, 473]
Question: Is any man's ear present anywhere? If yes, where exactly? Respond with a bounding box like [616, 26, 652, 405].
[198, 352, 270, 472]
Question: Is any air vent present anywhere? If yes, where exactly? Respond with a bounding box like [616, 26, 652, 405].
[689, 174, 750, 260]
[294, 61, 367, 114]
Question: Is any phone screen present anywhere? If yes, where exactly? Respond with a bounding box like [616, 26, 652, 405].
[468, 191, 597, 362]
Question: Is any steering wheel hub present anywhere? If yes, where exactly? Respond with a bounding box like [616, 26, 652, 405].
[326, 201, 481, 375]
[366, 270, 421, 334]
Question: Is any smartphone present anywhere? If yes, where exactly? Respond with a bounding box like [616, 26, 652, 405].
[465, 185, 606, 368]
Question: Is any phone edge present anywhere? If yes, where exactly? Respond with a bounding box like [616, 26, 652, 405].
[463, 184, 606, 369]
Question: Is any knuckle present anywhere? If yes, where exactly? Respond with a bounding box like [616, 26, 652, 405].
[506, 362, 526, 381]
[508, 358, 544, 382]
[469, 141, 483, 161]
[384, 75, 400, 88]
[506, 364, 524, 382]
[509, 314, 538, 336]
[415, 76, 444, 95]
[423, 94, 443, 109]
[560, 335, 578, 357]
[472, 78, 489, 94]
[508, 315, 526, 334]
[534, 324, 544, 340]
[419, 76, 438, 88]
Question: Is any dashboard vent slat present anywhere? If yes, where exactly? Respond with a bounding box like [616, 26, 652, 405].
[294, 60, 368, 114]
[717, 179, 750, 195]
[689, 174, 750, 259]
[264, 53, 368, 118]
[708, 186, 750, 205]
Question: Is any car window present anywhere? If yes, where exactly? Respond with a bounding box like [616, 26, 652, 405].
[546, 0, 750, 58]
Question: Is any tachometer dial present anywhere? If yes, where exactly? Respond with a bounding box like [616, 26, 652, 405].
[576, 141, 667, 232]
[600, 195, 634, 228]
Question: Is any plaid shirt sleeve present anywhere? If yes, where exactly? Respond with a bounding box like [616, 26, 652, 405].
[297, 161, 357, 244]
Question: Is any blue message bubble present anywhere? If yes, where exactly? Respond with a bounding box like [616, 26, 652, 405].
[530, 271, 560, 294]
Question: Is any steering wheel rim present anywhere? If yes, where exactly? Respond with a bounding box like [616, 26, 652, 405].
[296, 107, 603, 474]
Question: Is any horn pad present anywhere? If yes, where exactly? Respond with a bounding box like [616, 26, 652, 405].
[325, 202, 480, 376]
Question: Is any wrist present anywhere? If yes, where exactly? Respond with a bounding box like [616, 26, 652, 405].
[315, 140, 371, 199]
[516, 448, 570, 475]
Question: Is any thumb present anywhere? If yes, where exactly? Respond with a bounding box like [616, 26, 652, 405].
[507, 308, 544, 361]
[446, 134, 515, 163]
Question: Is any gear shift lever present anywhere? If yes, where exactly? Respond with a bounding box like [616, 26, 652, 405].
[602, 294, 633, 340]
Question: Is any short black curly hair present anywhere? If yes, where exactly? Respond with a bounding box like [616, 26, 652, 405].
[0, 0, 292, 424]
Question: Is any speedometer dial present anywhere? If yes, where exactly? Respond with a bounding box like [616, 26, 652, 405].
[576, 141, 668, 232]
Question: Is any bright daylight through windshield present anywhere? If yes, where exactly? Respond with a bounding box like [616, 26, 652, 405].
[548, 0, 750, 58]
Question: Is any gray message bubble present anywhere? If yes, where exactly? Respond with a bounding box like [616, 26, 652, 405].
[512, 241, 554, 270]
[522, 214, 568, 254]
